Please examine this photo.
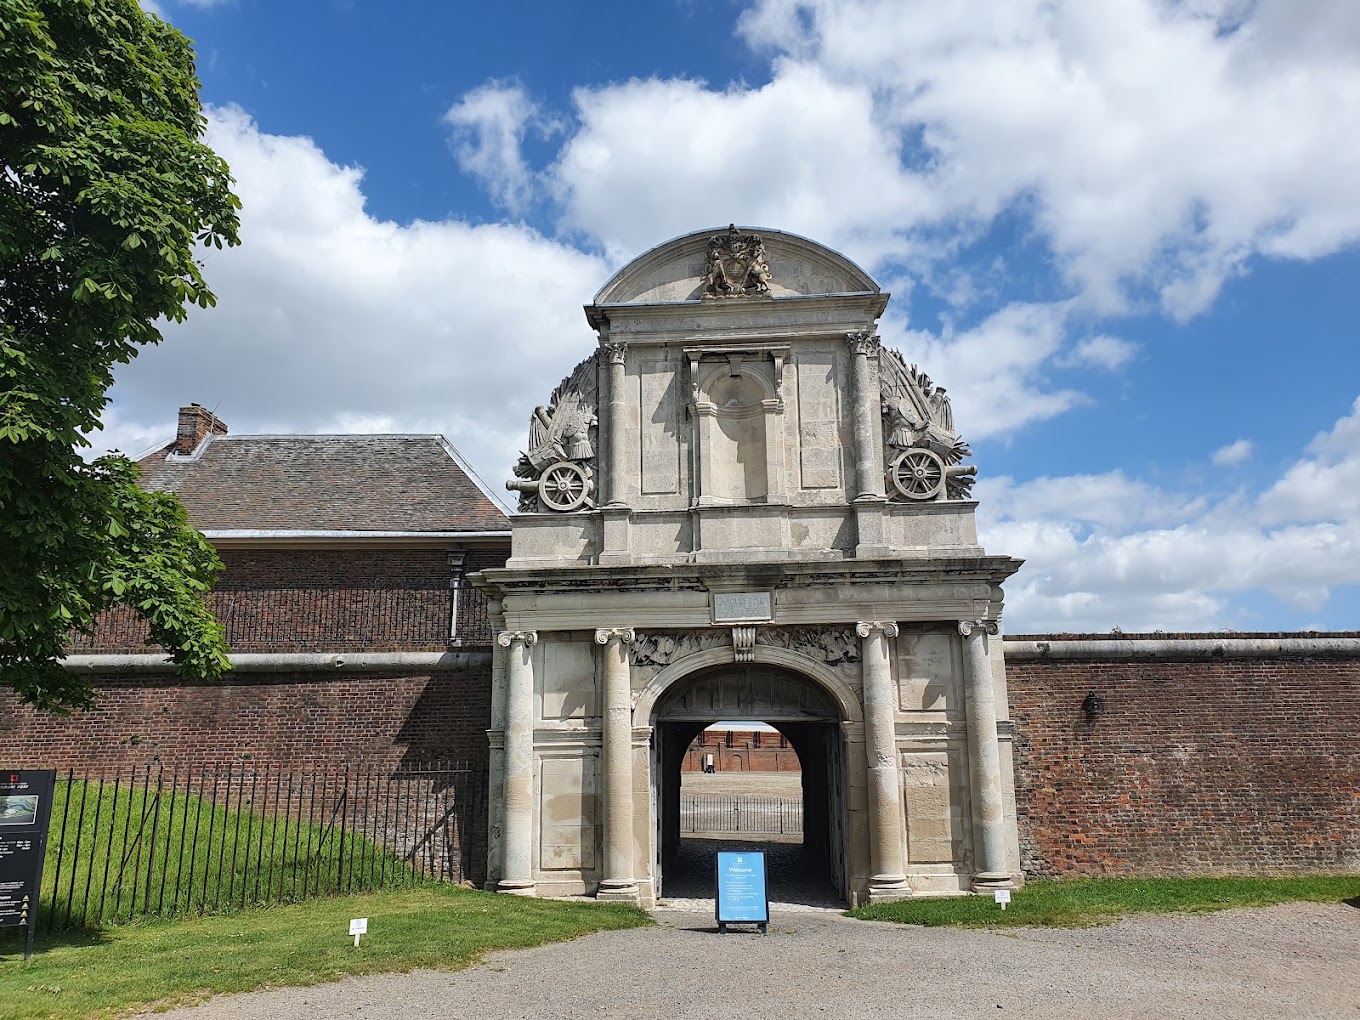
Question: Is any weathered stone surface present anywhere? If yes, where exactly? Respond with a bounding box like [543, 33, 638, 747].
[478, 226, 1022, 907]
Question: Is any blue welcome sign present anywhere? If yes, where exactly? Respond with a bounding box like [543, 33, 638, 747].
[716, 850, 768, 933]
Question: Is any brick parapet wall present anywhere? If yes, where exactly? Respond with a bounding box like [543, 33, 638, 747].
[71, 546, 505, 654]
[1005, 642, 1360, 877]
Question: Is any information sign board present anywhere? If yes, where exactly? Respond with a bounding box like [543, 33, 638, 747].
[0, 769, 56, 961]
[715, 850, 768, 933]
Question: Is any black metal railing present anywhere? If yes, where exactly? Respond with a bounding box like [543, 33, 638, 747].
[37, 761, 485, 932]
[679, 795, 803, 836]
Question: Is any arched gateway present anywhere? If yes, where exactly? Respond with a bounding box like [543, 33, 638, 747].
[473, 226, 1023, 906]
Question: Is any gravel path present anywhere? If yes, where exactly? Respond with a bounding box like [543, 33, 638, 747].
[154, 900, 1360, 1019]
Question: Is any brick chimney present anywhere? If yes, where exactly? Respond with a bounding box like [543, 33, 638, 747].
[173, 403, 227, 455]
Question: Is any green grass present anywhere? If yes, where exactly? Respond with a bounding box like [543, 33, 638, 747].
[850, 875, 1360, 928]
[0, 884, 650, 1020]
[36, 777, 418, 929]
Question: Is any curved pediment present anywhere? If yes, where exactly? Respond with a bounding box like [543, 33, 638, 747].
[592, 225, 880, 306]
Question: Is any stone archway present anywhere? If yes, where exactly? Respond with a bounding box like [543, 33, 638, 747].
[646, 658, 853, 905]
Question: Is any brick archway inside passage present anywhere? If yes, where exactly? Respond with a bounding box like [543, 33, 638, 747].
[648, 661, 850, 906]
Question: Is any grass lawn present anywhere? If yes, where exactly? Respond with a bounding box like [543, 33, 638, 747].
[39, 775, 418, 929]
[0, 884, 650, 1020]
[850, 875, 1360, 928]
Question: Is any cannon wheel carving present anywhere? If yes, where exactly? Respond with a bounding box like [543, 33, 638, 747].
[538, 461, 591, 512]
[889, 448, 945, 501]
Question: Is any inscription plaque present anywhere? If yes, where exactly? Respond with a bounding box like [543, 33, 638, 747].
[712, 591, 773, 623]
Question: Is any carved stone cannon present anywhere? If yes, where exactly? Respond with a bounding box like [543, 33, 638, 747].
[506, 461, 593, 512]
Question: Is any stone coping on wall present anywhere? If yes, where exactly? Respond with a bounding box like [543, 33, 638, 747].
[60, 651, 493, 674]
[1005, 631, 1360, 659]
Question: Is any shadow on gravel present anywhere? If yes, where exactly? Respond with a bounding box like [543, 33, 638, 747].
[1343, 896, 1359, 910]
[664, 837, 842, 909]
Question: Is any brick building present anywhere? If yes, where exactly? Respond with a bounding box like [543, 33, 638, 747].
[682, 727, 802, 773]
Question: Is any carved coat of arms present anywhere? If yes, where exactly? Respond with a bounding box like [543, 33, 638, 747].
[702, 224, 773, 298]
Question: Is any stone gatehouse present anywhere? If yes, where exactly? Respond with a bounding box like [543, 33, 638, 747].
[474, 226, 1023, 906]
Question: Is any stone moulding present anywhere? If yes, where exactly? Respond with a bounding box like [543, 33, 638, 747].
[628, 624, 863, 667]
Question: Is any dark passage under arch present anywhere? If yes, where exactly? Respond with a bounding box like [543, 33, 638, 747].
[650, 663, 849, 905]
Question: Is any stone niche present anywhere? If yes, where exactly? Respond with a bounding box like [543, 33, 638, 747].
[475, 225, 1023, 908]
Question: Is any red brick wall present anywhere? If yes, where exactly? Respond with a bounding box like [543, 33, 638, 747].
[71, 546, 505, 654]
[682, 731, 803, 773]
[1007, 645, 1360, 877]
[0, 666, 492, 772]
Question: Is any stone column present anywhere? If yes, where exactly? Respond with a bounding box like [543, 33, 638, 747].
[856, 620, 909, 901]
[846, 331, 885, 502]
[496, 629, 538, 895]
[595, 627, 639, 901]
[959, 620, 1011, 888]
[603, 341, 629, 507]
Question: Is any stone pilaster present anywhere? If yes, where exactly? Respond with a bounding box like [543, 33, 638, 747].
[603, 342, 629, 507]
[846, 331, 885, 502]
[595, 627, 640, 902]
[496, 629, 538, 895]
[959, 619, 1011, 889]
[856, 620, 909, 901]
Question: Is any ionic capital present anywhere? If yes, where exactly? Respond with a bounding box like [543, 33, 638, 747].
[845, 330, 881, 357]
[497, 629, 539, 649]
[856, 621, 900, 639]
[957, 619, 1000, 637]
[603, 341, 628, 366]
[594, 627, 637, 646]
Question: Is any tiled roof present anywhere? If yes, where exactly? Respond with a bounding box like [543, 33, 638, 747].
[138, 434, 509, 533]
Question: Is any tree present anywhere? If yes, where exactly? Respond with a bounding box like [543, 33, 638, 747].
[0, 0, 241, 711]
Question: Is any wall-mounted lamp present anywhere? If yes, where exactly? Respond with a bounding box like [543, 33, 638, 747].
[1082, 690, 1104, 721]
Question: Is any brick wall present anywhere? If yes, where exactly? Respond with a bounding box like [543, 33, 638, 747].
[1007, 638, 1360, 877]
[682, 730, 803, 773]
[71, 546, 504, 654]
[0, 665, 493, 772]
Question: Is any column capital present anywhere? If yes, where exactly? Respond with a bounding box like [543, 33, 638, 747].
[856, 620, 900, 639]
[603, 341, 628, 365]
[497, 629, 539, 649]
[957, 619, 1000, 637]
[845, 330, 881, 356]
[594, 627, 637, 646]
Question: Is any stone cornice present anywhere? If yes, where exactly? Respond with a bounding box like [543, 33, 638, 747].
[474, 554, 1023, 598]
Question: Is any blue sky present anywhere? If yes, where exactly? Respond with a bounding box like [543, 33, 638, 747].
[106, 0, 1360, 634]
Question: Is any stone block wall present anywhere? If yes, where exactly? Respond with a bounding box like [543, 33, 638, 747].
[1006, 634, 1360, 878]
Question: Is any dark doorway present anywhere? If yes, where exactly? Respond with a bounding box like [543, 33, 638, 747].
[650, 665, 848, 906]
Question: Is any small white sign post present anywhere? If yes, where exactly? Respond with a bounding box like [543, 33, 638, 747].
[349, 917, 368, 947]
[993, 889, 1011, 911]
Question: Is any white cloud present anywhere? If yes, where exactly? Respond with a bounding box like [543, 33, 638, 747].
[1058, 335, 1138, 371]
[1257, 397, 1360, 525]
[887, 301, 1087, 442]
[96, 105, 608, 490]
[445, 82, 558, 215]
[1211, 439, 1254, 466]
[985, 398, 1360, 632]
[550, 67, 935, 265]
[530, 0, 1360, 318]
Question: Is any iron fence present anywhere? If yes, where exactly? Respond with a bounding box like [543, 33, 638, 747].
[37, 761, 485, 932]
[680, 794, 803, 836]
